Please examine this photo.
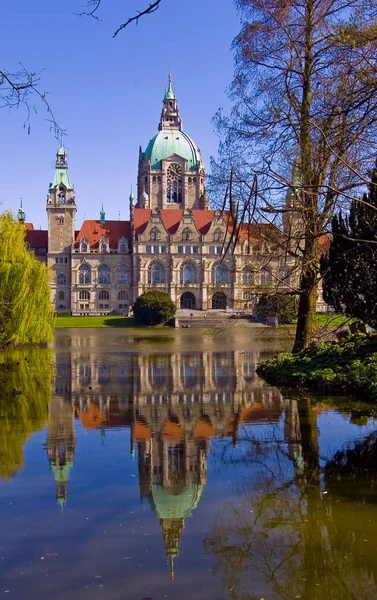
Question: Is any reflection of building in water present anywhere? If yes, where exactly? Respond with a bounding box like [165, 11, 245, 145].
[52, 340, 284, 572]
[46, 352, 76, 507]
[46, 400, 76, 508]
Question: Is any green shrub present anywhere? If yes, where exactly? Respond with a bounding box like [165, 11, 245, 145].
[256, 332, 377, 402]
[133, 291, 176, 326]
[256, 293, 297, 324]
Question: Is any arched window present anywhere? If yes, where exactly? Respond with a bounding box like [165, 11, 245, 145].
[118, 290, 128, 301]
[243, 290, 253, 301]
[79, 264, 91, 284]
[166, 163, 182, 204]
[148, 262, 165, 285]
[213, 229, 223, 243]
[182, 228, 193, 242]
[98, 264, 110, 284]
[242, 267, 253, 285]
[57, 273, 66, 285]
[150, 228, 161, 241]
[58, 217, 64, 225]
[79, 290, 90, 300]
[244, 243, 251, 255]
[58, 186, 66, 204]
[58, 291, 65, 300]
[212, 264, 229, 284]
[180, 263, 197, 284]
[117, 265, 129, 285]
[260, 268, 272, 285]
[99, 290, 109, 300]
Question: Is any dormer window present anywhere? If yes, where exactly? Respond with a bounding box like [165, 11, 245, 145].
[101, 243, 108, 253]
[150, 227, 161, 241]
[80, 238, 89, 253]
[118, 238, 128, 253]
[182, 228, 193, 242]
[213, 229, 223, 243]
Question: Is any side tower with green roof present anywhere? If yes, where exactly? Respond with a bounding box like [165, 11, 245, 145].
[46, 145, 76, 313]
[137, 75, 208, 210]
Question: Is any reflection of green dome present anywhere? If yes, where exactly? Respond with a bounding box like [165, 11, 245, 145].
[52, 461, 73, 487]
[143, 130, 201, 171]
[148, 482, 203, 519]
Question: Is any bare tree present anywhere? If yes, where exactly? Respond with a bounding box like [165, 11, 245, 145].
[0, 64, 64, 138]
[213, 0, 377, 351]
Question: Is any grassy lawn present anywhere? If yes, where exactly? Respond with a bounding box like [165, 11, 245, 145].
[316, 313, 353, 327]
[54, 316, 137, 328]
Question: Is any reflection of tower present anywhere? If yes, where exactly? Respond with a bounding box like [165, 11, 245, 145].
[46, 396, 76, 508]
[133, 412, 209, 579]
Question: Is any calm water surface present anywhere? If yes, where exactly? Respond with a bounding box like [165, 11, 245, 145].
[1, 327, 377, 600]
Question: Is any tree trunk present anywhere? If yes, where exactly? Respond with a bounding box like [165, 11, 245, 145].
[293, 254, 318, 353]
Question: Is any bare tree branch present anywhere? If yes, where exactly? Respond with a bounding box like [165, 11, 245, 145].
[0, 64, 64, 139]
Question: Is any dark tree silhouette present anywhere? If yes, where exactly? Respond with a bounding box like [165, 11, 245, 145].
[321, 164, 377, 328]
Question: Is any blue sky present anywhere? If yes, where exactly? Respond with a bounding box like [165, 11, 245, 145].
[0, 0, 239, 229]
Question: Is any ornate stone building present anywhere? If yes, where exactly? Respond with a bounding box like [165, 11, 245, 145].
[23, 76, 302, 315]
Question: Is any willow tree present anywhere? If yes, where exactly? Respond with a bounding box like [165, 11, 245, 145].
[0, 213, 54, 347]
[214, 0, 377, 351]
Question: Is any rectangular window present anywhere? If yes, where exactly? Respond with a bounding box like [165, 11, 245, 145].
[39, 248, 47, 253]
[99, 304, 103, 309]
[192, 246, 198, 254]
[209, 247, 215, 255]
[177, 246, 183, 254]
[146, 245, 152, 254]
[161, 246, 167, 253]
[64, 257, 68, 263]
[153, 245, 159, 254]
[216, 246, 222, 254]
[185, 246, 191, 254]
[80, 303, 84, 310]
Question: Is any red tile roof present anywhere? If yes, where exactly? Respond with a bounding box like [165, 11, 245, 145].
[25, 229, 48, 255]
[133, 208, 282, 246]
[25, 222, 34, 231]
[75, 220, 131, 250]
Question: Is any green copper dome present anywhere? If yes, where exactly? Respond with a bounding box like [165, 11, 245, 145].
[143, 129, 201, 171]
[148, 482, 203, 519]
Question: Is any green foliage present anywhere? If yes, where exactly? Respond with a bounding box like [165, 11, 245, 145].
[0, 346, 53, 479]
[256, 294, 297, 324]
[133, 291, 176, 326]
[321, 165, 377, 329]
[257, 333, 377, 402]
[0, 213, 54, 347]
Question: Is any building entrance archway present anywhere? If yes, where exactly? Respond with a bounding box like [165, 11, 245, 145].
[212, 292, 227, 310]
[181, 292, 196, 310]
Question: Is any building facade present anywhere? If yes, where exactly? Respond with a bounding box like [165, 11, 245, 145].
[24, 76, 301, 315]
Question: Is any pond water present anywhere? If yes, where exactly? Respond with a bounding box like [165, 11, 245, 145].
[1, 327, 377, 600]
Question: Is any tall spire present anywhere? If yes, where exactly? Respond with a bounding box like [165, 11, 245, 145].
[165, 73, 175, 100]
[159, 74, 182, 131]
[50, 145, 74, 194]
[17, 199, 26, 224]
[100, 204, 105, 225]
